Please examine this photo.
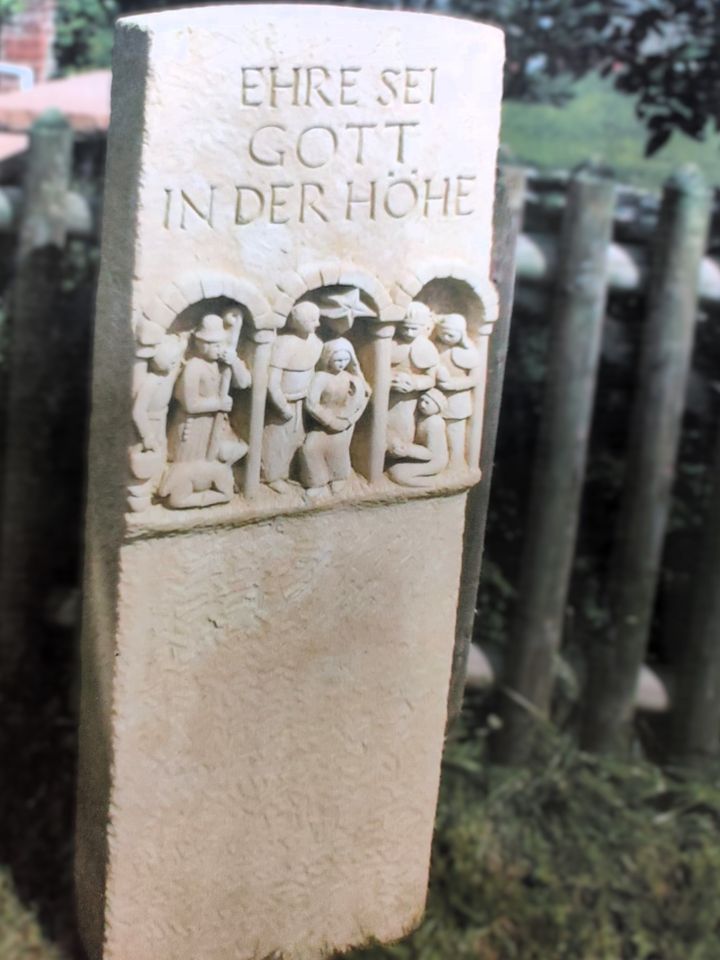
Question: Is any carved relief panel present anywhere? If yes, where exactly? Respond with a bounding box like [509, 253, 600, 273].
[126, 261, 497, 531]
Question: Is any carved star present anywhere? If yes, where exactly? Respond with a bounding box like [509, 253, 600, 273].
[318, 288, 378, 334]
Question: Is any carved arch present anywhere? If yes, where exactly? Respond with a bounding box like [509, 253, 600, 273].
[273, 261, 402, 325]
[391, 260, 499, 336]
[140, 270, 276, 331]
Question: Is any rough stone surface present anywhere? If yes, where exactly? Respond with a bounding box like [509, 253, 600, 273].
[76, 6, 503, 959]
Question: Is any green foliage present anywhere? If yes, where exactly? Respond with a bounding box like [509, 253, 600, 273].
[55, 0, 116, 71]
[343, 716, 720, 960]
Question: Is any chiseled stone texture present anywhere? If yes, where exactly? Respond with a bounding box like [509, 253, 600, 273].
[79, 495, 466, 960]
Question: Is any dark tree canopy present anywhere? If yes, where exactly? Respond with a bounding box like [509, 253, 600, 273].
[56, 0, 720, 155]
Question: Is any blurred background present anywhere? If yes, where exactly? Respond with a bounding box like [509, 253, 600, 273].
[2, 1, 720, 958]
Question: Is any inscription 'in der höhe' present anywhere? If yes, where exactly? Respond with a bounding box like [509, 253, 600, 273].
[162, 65, 480, 229]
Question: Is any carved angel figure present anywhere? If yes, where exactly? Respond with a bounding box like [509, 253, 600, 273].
[160, 312, 251, 509]
[387, 302, 439, 458]
[434, 313, 482, 469]
[387, 388, 449, 488]
[298, 338, 371, 497]
[128, 334, 183, 512]
[261, 302, 323, 494]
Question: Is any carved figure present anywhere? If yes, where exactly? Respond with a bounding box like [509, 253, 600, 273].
[261, 302, 323, 494]
[133, 317, 165, 396]
[434, 313, 482, 469]
[387, 388, 449, 488]
[128, 335, 183, 512]
[160, 313, 251, 509]
[387, 302, 439, 458]
[298, 338, 371, 497]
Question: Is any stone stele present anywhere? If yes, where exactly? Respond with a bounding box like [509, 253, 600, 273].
[75, 6, 503, 960]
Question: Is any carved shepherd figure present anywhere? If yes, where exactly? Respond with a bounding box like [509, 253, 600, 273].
[386, 302, 439, 458]
[387, 387, 449, 488]
[298, 338, 371, 497]
[434, 313, 482, 469]
[160, 312, 251, 509]
[261, 301, 323, 494]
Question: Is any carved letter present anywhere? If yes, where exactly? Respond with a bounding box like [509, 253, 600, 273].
[249, 124, 287, 167]
[235, 185, 265, 225]
[377, 67, 401, 106]
[455, 175, 477, 216]
[304, 66, 333, 106]
[269, 183, 293, 224]
[346, 122, 377, 164]
[269, 66, 300, 107]
[384, 121, 419, 164]
[180, 186, 217, 230]
[340, 67, 362, 105]
[346, 180, 377, 221]
[383, 179, 418, 219]
[297, 125, 339, 169]
[241, 67, 264, 106]
[423, 177, 450, 217]
[300, 182, 329, 223]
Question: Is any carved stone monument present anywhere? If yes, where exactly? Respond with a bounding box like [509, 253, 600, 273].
[76, 6, 503, 959]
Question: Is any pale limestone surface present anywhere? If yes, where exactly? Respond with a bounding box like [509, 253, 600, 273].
[76, 6, 503, 959]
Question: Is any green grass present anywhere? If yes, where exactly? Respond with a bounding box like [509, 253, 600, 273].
[501, 73, 720, 189]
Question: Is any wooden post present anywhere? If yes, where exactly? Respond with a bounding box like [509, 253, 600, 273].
[0, 110, 74, 678]
[447, 165, 526, 728]
[670, 428, 720, 764]
[490, 166, 615, 765]
[581, 166, 711, 755]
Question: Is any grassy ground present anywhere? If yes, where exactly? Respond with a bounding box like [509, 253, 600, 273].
[501, 73, 720, 189]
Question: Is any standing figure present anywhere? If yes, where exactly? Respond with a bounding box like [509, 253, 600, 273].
[128, 335, 183, 512]
[298, 338, 371, 497]
[387, 302, 439, 458]
[160, 313, 251, 509]
[261, 302, 323, 494]
[434, 313, 482, 469]
[387, 388, 449, 488]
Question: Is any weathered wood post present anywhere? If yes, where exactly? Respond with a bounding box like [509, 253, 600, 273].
[490, 166, 615, 765]
[581, 166, 711, 755]
[447, 165, 526, 727]
[0, 110, 74, 678]
[75, 8, 504, 959]
[670, 428, 720, 764]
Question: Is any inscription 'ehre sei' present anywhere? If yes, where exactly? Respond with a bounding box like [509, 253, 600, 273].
[163, 65, 479, 229]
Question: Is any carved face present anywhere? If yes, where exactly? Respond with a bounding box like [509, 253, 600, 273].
[398, 320, 423, 342]
[151, 338, 182, 373]
[418, 393, 441, 417]
[224, 307, 243, 331]
[291, 302, 321, 336]
[328, 350, 352, 373]
[437, 325, 462, 346]
[436, 314, 466, 346]
[198, 340, 224, 361]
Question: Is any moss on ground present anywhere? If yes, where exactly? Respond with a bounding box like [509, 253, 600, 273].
[344, 702, 720, 960]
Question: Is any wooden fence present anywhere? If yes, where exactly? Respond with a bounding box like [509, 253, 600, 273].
[1, 112, 720, 766]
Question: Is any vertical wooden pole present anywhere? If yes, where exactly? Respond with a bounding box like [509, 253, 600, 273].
[670, 428, 720, 764]
[0, 110, 73, 678]
[582, 166, 712, 754]
[447, 165, 526, 728]
[490, 166, 615, 764]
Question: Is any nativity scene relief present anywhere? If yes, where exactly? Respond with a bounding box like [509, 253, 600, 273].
[127, 267, 492, 523]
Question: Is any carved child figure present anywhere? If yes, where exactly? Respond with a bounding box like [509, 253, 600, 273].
[160, 313, 251, 509]
[434, 313, 482, 469]
[261, 301, 323, 494]
[387, 388, 449, 488]
[387, 302, 439, 458]
[128, 334, 183, 512]
[298, 338, 371, 497]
